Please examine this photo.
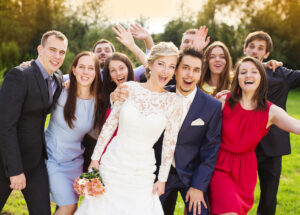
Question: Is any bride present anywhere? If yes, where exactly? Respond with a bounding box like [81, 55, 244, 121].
[75, 42, 183, 215]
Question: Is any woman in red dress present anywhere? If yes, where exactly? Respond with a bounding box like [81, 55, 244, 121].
[209, 56, 300, 215]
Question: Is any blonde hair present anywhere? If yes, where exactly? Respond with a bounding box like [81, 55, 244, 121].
[145, 42, 179, 79]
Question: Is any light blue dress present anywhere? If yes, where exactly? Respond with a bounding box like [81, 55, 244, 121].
[45, 88, 95, 206]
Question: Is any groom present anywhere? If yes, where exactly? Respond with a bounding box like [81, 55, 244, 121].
[154, 48, 222, 215]
[0, 30, 67, 214]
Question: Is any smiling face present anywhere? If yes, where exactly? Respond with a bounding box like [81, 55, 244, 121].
[72, 55, 96, 88]
[208, 46, 226, 76]
[238, 61, 261, 93]
[175, 55, 202, 96]
[37, 35, 67, 75]
[109, 60, 129, 86]
[244, 39, 270, 62]
[148, 55, 177, 89]
[94, 42, 114, 65]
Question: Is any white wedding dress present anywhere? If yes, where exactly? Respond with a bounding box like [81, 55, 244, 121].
[75, 81, 182, 215]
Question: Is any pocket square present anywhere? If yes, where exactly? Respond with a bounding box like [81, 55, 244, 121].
[191, 118, 205, 126]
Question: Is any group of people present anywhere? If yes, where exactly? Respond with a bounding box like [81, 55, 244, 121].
[0, 23, 299, 215]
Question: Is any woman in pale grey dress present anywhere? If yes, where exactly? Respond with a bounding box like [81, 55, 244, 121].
[45, 51, 103, 215]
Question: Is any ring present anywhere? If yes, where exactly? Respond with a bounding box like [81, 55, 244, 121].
[198, 202, 201, 204]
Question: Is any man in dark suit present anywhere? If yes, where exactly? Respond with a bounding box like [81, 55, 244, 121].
[244, 31, 300, 215]
[0, 30, 67, 214]
[154, 48, 222, 215]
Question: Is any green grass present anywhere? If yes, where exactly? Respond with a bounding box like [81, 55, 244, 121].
[2, 91, 300, 214]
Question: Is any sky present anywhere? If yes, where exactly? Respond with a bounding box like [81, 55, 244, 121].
[68, 0, 238, 34]
[100, 0, 206, 33]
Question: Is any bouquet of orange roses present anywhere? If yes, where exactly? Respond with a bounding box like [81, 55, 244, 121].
[74, 168, 105, 198]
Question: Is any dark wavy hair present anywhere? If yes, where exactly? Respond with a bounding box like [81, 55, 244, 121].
[198, 41, 232, 96]
[228, 56, 268, 110]
[64, 51, 103, 130]
[100, 52, 134, 117]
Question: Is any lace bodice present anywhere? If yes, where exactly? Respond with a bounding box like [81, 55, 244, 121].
[91, 81, 183, 182]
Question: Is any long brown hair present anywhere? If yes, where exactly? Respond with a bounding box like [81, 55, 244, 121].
[228, 56, 268, 110]
[64, 51, 103, 129]
[199, 41, 232, 96]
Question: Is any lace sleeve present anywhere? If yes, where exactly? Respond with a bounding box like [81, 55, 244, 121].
[91, 82, 135, 160]
[91, 100, 122, 160]
[158, 94, 183, 182]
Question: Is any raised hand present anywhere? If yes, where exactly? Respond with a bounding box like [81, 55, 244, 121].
[112, 24, 135, 48]
[10, 173, 26, 190]
[130, 24, 150, 40]
[193, 26, 210, 51]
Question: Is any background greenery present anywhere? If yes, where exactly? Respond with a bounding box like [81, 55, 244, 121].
[0, 0, 300, 84]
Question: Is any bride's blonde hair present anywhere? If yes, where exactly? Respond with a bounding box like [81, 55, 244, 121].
[145, 42, 179, 79]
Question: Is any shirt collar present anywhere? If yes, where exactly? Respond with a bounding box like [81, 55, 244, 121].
[176, 87, 197, 102]
[35, 59, 51, 80]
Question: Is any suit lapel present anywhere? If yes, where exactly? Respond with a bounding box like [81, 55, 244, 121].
[178, 87, 203, 139]
[32, 62, 49, 108]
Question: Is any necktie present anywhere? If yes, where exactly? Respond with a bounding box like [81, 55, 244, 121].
[47, 76, 53, 105]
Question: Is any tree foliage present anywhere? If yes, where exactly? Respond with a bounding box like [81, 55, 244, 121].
[0, 0, 299, 84]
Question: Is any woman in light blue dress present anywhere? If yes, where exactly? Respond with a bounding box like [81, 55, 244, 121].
[45, 51, 103, 215]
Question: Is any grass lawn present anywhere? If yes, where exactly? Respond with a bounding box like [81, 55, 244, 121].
[2, 90, 300, 214]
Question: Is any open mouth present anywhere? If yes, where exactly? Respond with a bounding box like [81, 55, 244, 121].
[158, 75, 168, 83]
[117, 77, 126, 83]
[81, 76, 89, 81]
[244, 80, 254, 85]
[50, 60, 59, 67]
[183, 79, 193, 86]
[214, 64, 223, 68]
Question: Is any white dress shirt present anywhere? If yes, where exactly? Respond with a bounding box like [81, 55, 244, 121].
[172, 87, 197, 167]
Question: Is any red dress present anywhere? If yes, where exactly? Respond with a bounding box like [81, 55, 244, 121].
[209, 97, 272, 215]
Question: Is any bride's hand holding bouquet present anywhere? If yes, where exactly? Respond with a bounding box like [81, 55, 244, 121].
[73, 166, 105, 198]
[88, 160, 100, 171]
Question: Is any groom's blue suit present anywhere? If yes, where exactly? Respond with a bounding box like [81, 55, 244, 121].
[154, 86, 222, 215]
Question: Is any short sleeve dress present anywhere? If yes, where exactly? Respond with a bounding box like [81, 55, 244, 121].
[209, 96, 272, 215]
[45, 88, 95, 206]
